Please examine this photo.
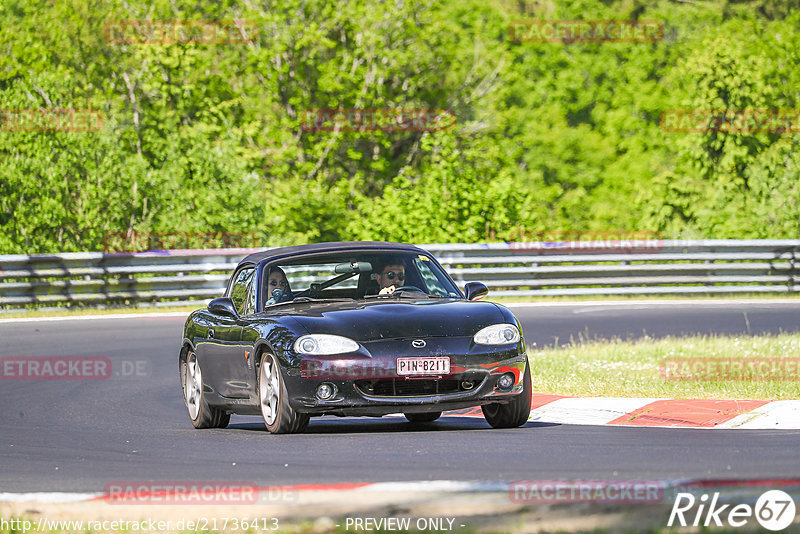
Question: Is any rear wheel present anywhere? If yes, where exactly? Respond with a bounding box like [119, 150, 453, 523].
[181, 350, 229, 429]
[258, 352, 309, 434]
[482, 362, 532, 429]
[404, 412, 442, 423]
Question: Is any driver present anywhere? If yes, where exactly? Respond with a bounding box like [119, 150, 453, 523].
[265, 266, 293, 305]
[375, 261, 405, 295]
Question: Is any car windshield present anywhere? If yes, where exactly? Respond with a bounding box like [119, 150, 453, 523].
[262, 251, 461, 306]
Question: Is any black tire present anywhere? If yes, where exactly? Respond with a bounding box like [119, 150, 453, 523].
[258, 352, 310, 434]
[481, 362, 532, 429]
[181, 349, 230, 429]
[404, 411, 442, 423]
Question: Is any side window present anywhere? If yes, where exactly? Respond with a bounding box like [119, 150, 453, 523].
[229, 267, 255, 315]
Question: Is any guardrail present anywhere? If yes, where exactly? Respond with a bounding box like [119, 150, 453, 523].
[1, 240, 798, 309]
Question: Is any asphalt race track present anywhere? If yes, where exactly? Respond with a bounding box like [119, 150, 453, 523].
[2, 300, 800, 492]
[511, 299, 800, 347]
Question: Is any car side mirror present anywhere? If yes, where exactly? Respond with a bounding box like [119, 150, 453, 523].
[208, 297, 238, 318]
[464, 282, 489, 301]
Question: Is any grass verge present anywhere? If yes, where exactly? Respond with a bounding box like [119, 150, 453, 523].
[528, 333, 800, 400]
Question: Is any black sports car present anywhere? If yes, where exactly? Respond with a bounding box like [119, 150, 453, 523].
[180, 241, 531, 433]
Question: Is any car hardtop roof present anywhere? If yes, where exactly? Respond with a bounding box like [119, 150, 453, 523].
[239, 241, 429, 267]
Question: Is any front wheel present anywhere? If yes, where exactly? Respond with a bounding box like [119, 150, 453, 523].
[482, 362, 532, 429]
[258, 352, 309, 434]
[181, 350, 229, 429]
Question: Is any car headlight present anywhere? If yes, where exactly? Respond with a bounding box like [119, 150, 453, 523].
[473, 324, 520, 345]
[294, 334, 359, 355]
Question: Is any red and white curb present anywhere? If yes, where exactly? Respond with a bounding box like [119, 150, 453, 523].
[447, 394, 800, 429]
[0, 481, 505, 504]
[3, 479, 800, 505]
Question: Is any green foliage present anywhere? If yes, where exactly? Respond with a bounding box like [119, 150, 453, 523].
[1, 0, 799, 253]
[644, 9, 800, 237]
[349, 132, 532, 243]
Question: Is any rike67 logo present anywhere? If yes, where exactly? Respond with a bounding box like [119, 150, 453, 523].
[669, 490, 796, 531]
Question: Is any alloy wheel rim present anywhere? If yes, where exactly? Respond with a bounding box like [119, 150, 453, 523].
[185, 353, 202, 420]
[260, 357, 280, 426]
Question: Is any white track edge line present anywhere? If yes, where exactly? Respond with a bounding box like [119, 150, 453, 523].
[0, 312, 190, 323]
[505, 298, 800, 308]
[0, 492, 102, 503]
[3, 298, 800, 322]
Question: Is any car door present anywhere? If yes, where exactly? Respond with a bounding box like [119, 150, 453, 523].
[198, 266, 252, 399]
[239, 266, 263, 402]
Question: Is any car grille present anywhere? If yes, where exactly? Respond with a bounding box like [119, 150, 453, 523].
[355, 379, 462, 397]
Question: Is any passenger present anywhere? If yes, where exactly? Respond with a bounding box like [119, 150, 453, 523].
[265, 267, 293, 305]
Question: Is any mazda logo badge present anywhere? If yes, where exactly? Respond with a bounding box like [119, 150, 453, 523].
[412, 339, 426, 348]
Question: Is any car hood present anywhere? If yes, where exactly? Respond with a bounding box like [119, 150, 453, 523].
[274, 298, 506, 342]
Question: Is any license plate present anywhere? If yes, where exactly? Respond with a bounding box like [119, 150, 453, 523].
[396, 357, 450, 376]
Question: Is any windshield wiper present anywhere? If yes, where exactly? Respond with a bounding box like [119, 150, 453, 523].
[263, 296, 354, 310]
[364, 291, 443, 299]
[292, 296, 355, 303]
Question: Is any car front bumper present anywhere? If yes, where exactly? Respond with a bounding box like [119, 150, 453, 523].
[284, 345, 527, 417]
